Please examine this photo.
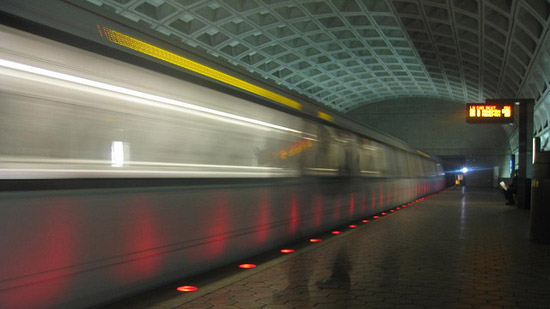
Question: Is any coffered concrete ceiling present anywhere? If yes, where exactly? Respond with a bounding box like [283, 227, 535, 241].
[78, 0, 549, 115]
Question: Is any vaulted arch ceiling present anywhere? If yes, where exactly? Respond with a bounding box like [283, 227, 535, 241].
[75, 0, 549, 114]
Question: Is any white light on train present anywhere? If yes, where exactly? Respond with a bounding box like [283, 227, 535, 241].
[461, 167, 469, 174]
[111, 141, 124, 167]
[0, 59, 302, 134]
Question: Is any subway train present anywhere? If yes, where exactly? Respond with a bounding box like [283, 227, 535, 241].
[0, 25, 444, 308]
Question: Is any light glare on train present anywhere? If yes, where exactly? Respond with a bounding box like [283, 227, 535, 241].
[0, 59, 302, 135]
[111, 141, 124, 167]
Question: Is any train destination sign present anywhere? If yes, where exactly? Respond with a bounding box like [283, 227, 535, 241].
[466, 103, 513, 123]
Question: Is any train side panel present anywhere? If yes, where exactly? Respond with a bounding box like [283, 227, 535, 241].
[0, 177, 444, 308]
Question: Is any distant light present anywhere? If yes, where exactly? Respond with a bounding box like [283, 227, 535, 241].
[310, 238, 322, 243]
[390, 210, 395, 213]
[381, 212, 387, 216]
[280, 249, 295, 253]
[239, 264, 257, 269]
[177, 286, 198, 292]
[462, 167, 469, 174]
[373, 216, 380, 219]
[396, 207, 401, 210]
[332, 231, 342, 235]
[362, 219, 370, 223]
[349, 225, 357, 228]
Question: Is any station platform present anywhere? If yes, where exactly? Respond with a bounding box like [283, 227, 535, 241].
[107, 187, 550, 308]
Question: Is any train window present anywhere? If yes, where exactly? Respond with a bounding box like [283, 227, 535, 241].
[406, 153, 416, 177]
[383, 146, 396, 178]
[393, 150, 406, 177]
[300, 124, 344, 176]
[359, 139, 386, 177]
[421, 159, 436, 177]
[429, 160, 438, 177]
[411, 154, 424, 177]
[436, 163, 444, 176]
[413, 155, 423, 177]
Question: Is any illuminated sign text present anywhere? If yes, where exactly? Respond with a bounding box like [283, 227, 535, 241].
[466, 103, 513, 123]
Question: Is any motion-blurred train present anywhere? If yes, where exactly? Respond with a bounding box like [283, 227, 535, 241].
[0, 24, 444, 308]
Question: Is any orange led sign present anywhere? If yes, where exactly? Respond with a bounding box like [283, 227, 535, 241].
[466, 103, 513, 123]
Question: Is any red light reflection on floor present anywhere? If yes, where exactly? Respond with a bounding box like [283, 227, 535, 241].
[280, 249, 295, 253]
[239, 264, 257, 269]
[310, 238, 322, 243]
[349, 193, 355, 218]
[379, 184, 384, 209]
[1, 200, 78, 308]
[289, 191, 299, 235]
[333, 195, 342, 221]
[361, 190, 367, 213]
[387, 186, 391, 207]
[255, 189, 271, 244]
[313, 193, 323, 228]
[332, 231, 342, 235]
[114, 196, 163, 282]
[177, 286, 199, 292]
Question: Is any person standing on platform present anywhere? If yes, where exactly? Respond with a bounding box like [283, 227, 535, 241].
[504, 171, 518, 205]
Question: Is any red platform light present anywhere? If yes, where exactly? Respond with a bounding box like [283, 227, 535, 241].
[381, 212, 387, 215]
[390, 210, 395, 213]
[373, 216, 380, 219]
[349, 224, 357, 228]
[177, 286, 198, 292]
[239, 264, 257, 269]
[310, 238, 322, 243]
[332, 231, 342, 235]
[396, 207, 401, 210]
[280, 249, 295, 253]
[362, 219, 370, 223]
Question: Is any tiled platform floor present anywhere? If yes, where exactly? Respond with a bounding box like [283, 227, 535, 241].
[115, 187, 550, 308]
